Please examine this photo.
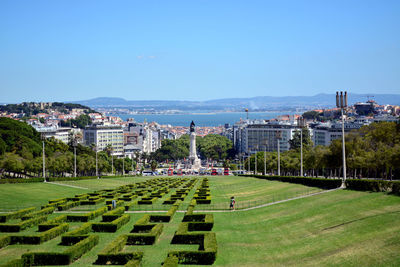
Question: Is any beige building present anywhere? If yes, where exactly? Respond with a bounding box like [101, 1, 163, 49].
[84, 125, 124, 156]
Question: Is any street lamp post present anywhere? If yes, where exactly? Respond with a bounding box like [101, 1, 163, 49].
[336, 91, 348, 188]
[42, 139, 46, 181]
[254, 145, 258, 175]
[111, 154, 114, 175]
[74, 145, 77, 178]
[264, 140, 267, 175]
[122, 156, 125, 176]
[298, 117, 305, 177]
[276, 131, 282, 176]
[95, 147, 98, 178]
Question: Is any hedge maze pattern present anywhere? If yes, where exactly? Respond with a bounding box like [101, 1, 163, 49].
[0, 177, 217, 266]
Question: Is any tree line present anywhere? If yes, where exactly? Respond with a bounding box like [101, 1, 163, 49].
[245, 121, 400, 179]
[0, 118, 135, 178]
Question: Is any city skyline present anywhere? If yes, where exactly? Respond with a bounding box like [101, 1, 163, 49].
[1, 0, 399, 103]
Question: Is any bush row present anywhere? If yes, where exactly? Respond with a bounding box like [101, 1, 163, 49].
[346, 179, 400, 194]
[22, 235, 99, 265]
[67, 206, 107, 222]
[0, 178, 44, 184]
[61, 222, 92, 245]
[102, 206, 125, 222]
[149, 201, 181, 223]
[95, 235, 143, 265]
[242, 174, 342, 189]
[0, 207, 35, 223]
[21, 206, 54, 220]
[38, 215, 67, 231]
[169, 233, 217, 265]
[92, 214, 130, 232]
[10, 223, 69, 245]
[57, 201, 80, 211]
[0, 215, 47, 232]
[128, 218, 164, 245]
[167, 197, 217, 265]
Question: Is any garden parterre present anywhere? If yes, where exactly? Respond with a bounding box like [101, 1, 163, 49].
[0, 177, 217, 266]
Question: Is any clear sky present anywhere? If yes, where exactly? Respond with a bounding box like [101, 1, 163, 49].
[1, 0, 399, 103]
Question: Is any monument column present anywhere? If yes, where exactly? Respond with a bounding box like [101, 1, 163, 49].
[189, 121, 201, 170]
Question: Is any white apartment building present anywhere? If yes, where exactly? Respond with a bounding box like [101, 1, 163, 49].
[84, 125, 124, 156]
[33, 125, 75, 144]
[233, 120, 304, 155]
[312, 121, 365, 146]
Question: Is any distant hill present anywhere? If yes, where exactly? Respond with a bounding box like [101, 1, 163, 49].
[70, 93, 400, 111]
[0, 102, 96, 116]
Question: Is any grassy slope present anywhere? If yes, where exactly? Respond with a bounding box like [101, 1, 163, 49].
[214, 189, 400, 267]
[0, 177, 147, 211]
[207, 176, 322, 209]
[0, 176, 399, 266]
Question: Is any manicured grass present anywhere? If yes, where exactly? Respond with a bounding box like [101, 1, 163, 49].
[0, 177, 147, 211]
[1, 175, 400, 266]
[213, 189, 400, 266]
[198, 176, 323, 210]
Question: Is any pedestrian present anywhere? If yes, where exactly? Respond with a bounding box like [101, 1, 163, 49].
[112, 199, 117, 209]
[230, 196, 235, 211]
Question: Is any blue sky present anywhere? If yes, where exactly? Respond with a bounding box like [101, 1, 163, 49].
[0, 0, 399, 102]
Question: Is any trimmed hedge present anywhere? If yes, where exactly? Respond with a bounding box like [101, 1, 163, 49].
[95, 235, 143, 265]
[22, 235, 99, 265]
[163, 255, 179, 267]
[67, 206, 107, 222]
[149, 201, 181, 223]
[92, 214, 130, 232]
[46, 176, 98, 182]
[0, 235, 10, 249]
[169, 233, 217, 265]
[57, 200, 80, 211]
[38, 215, 67, 231]
[10, 223, 69, 245]
[0, 215, 47, 232]
[346, 179, 400, 193]
[241, 174, 342, 189]
[61, 222, 93, 245]
[21, 207, 54, 220]
[102, 206, 125, 222]
[127, 224, 164, 245]
[0, 207, 36, 223]
[0, 178, 44, 184]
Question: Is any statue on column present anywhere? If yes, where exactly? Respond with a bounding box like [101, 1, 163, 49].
[189, 121, 201, 170]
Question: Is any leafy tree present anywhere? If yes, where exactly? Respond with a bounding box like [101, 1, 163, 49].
[289, 128, 312, 150]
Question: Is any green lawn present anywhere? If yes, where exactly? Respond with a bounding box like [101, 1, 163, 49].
[0, 177, 147, 211]
[0, 176, 399, 266]
[214, 189, 400, 266]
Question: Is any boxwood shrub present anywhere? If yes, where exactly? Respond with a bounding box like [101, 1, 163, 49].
[10, 223, 69, 245]
[95, 235, 143, 265]
[22, 235, 99, 265]
[92, 214, 130, 232]
[0, 215, 47, 232]
[0, 207, 36, 223]
[346, 179, 398, 192]
[21, 207, 54, 220]
[67, 206, 107, 222]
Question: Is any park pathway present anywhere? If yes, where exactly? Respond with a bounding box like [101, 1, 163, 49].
[45, 181, 89, 190]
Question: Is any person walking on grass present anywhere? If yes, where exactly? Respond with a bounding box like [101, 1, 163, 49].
[230, 196, 236, 211]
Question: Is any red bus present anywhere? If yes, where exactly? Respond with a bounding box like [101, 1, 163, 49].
[224, 168, 229, 175]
